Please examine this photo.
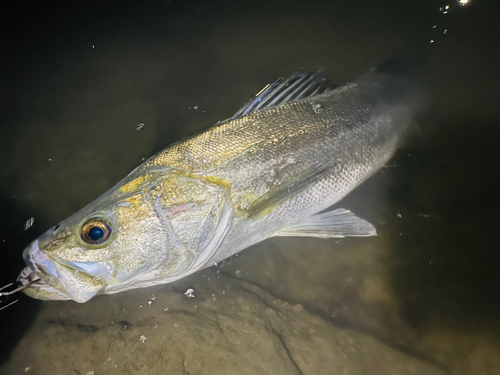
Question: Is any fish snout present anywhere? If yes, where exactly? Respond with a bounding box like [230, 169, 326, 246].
[22, 240, 61, 286]
[21, 239, 108, 302]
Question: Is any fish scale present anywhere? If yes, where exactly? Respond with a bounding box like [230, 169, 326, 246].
[13, 65, 421, 302]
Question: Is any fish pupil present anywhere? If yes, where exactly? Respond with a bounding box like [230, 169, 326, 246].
[88, 226, 104, 241]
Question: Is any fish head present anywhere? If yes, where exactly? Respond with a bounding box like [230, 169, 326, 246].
[19, 169, 233, 302]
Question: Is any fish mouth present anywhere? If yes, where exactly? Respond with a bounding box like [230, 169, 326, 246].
[20, 240, 109, 302]
[18, 264, 72, 300]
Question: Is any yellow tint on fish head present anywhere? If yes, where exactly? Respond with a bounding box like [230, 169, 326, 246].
[30, 177, 173, 300]
[118, 174, 153, 194]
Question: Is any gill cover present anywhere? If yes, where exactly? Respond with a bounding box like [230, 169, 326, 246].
[21, 168, 234, 302]
[141, 171, 234, 280]
[90, 169, 234, 295]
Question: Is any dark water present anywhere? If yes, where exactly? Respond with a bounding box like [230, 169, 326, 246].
[1, 0, 499, 374]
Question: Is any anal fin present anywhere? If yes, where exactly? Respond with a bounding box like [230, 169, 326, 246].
[276, 208, 377, 239]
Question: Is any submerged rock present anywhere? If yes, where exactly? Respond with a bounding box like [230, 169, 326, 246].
[2, 272, 444, 375]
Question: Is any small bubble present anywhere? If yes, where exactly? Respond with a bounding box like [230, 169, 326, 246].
[48, 158, 53, 162]
[147, 301, 152, 306]
[164, 308, 169, 311]
[430, 39, 435, 44]
[24, 217, 34, 231]
[24, 367, 30, 373]
[312, 103, 324, 114]
[184, 288, 195, 298]
[92, 45, 95, 49]
[439, 5, 450, 14]
[139, 304, 143, 308]
[432, 24, 437, 29]
[141, 157, 147, 162]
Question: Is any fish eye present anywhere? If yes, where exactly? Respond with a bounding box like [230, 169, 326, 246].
[81, 219, 112, 245]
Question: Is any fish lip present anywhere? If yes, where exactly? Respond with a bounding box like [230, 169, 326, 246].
[21, 239, 108, 301]
[17, 265, 43, 286]
[18, 262, 72, 301]
[19, 240, 70, 300]
[22, 240, 58, 282]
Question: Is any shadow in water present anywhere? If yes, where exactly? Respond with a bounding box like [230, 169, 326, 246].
[387, 115, 500, 330]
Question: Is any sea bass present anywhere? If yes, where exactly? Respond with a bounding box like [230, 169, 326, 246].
[18, 65, 420, 302]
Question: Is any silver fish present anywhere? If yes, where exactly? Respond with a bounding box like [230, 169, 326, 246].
[18, 65, 420, 302]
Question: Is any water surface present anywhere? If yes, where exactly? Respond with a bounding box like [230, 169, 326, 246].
[1, 1, 499, 374]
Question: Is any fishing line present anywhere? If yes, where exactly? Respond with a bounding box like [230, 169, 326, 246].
[0, 278, 39, 297]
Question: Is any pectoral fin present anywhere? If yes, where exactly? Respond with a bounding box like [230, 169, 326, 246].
[276, 208, 377, 239]
[248, 163, 332, 219]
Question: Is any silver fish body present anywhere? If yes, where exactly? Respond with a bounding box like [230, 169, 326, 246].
[19, 66, 420, 302]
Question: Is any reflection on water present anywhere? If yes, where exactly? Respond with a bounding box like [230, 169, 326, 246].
[1, 0, 499, 374]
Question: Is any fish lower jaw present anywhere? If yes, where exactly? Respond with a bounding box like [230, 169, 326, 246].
[17, 265, 72, 300]
[22, 278, 72, 301]
[103, 271, 192, 295]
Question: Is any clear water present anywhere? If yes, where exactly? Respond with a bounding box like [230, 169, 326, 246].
[1, 0, 499, 374]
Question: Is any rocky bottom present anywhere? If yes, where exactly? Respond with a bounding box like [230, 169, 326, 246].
[2, 269, 445, 375]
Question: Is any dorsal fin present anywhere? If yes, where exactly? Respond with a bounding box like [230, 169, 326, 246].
[229, 69, 337, 121]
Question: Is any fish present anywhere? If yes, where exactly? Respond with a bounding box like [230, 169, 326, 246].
[17, 63, 421, 302]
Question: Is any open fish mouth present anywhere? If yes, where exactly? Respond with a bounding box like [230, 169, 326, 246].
[21, 240, 66, 287]
[20, 239, 109, 302]
[18, 263, 56, 290]
[17, 256, 73, 301]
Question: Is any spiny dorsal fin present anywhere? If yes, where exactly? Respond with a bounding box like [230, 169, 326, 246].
[229, 69, 337, 121]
